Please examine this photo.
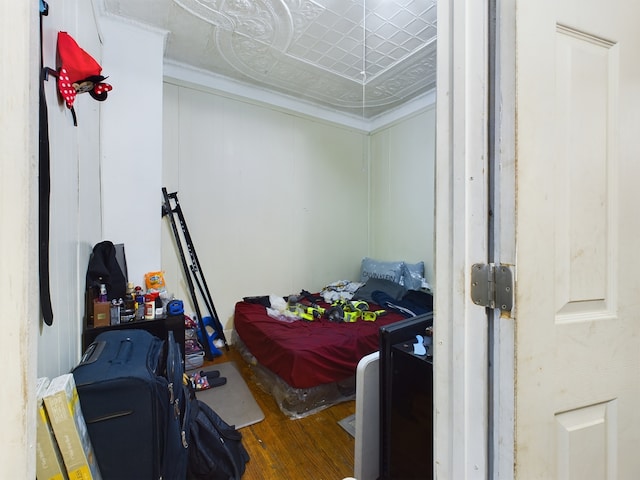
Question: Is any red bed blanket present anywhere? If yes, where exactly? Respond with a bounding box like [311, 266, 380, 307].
[233, 300, 406, 389]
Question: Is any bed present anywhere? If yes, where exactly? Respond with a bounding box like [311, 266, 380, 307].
[232, 276, 433, 418]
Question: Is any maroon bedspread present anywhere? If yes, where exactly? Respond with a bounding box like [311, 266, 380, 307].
[233, 300, 406, 389]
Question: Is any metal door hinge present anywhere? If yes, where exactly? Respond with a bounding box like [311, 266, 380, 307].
[471, 263, 513, 313]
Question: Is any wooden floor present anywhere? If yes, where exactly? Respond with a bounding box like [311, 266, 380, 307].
[204, 346, 357, 480]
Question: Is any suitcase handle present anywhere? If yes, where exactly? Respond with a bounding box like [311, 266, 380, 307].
[79, 336, 134, 366]
[112, 337, 134, 364]
[79, 340, 106, 365]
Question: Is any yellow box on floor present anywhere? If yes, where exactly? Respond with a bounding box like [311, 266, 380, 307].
[43, 374, 102, 480]
[36, 377, 67, 480]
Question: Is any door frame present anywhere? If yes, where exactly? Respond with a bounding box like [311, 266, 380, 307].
[490, 0, 517, 478]
[1, 2, 39, 478]
[434, 0, 506, 477]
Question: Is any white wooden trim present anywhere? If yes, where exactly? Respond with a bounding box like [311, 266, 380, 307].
[163, 60, 436, 133]
[435, 0, 490, 478]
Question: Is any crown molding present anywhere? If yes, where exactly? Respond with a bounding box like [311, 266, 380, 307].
[164, 59, 436, 133]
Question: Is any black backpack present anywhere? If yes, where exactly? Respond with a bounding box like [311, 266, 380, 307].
[86, 240, 127, 301]
[165, 331, 250, 480]
[184, 393, 250, 480]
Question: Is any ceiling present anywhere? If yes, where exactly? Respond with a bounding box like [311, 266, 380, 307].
[100, 0, 437, 120]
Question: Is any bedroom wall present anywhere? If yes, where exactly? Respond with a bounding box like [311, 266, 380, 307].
[36, 0, 105, 380]
[162, 82, 436, 335]
[162, 82, 370, 332]
[369, 108, 436, 287]
[35, 1, 167, 380]
[98, 17, 166, 285]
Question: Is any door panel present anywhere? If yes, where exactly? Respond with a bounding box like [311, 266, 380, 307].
[554, 25, 614, 321]
[515, 0, 640, 478]
[555, 400, 617, 479]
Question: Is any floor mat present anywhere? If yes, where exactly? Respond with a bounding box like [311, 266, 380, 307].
[190, 361, 265, 429]
[338, 413, 356, 438]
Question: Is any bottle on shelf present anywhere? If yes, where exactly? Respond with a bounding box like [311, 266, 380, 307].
[120, 283, 136, 323]
[124, 282, 135, 310]
[98, 284, 107, 302]
[134, 286, 145, 320]
[144, 292, 160, 320]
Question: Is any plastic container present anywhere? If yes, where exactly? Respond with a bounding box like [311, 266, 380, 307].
[144, 297, 155, 320]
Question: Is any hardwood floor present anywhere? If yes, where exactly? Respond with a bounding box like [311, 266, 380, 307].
[204, 346, 357, 480]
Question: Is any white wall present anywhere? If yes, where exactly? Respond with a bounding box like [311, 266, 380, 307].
[31, 2, 167, 379]
[370, 108, 437, 284]
[162, 83, 370, 332]
[162, 82, 436, 336]
[37, 0, 104, 380]
[99, 17, 166, 287]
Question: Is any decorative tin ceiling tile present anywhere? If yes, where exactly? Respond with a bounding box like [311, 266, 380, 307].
[102, 0, 437, 118]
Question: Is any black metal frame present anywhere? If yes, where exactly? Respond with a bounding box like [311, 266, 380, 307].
[161, 187, 228, 359]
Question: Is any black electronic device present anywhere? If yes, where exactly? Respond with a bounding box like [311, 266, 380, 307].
[379, 312, 434, 480]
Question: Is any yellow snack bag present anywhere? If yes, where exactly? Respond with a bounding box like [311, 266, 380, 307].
[145, 271, 166, 292]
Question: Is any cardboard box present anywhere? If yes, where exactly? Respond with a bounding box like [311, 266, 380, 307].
[44, 374, 102, 480]
[36, 377, 68, 480]
[93, 301, 110, 327]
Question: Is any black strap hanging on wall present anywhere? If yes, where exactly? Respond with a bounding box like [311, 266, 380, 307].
[39, 0, 54, 326]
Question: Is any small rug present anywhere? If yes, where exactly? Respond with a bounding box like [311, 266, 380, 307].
[338, 413, 356, 438]
[189, 361, 265, 429]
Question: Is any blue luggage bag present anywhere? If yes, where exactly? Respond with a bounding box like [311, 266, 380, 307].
[72, 329, 187, 480]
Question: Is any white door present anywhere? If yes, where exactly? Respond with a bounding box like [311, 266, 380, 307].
[513, 0, 640, 477]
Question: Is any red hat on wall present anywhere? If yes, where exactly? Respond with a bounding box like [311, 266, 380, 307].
[55, 31, 112, 113]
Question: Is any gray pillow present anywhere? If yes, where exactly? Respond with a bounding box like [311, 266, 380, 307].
[359, 257, 404, 284]
[401, 261, 425, 290]
[353, 278, 407, 303]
